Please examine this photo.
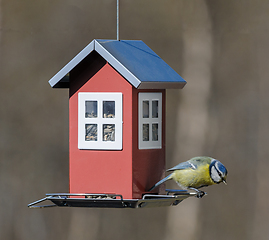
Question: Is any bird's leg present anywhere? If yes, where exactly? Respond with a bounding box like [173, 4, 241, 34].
[188, 187, 207, 198]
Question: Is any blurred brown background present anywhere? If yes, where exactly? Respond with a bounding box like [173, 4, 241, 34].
[1, 0, 269, 239]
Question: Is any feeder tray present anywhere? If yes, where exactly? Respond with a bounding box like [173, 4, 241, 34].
[28, 189, 197, 209]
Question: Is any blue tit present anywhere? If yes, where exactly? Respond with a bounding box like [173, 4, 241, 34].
[148, 156, 227, 198]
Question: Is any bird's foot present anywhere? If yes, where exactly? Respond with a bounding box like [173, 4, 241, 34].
[188, 188, 207, 198]
[196, 191, 207, 198]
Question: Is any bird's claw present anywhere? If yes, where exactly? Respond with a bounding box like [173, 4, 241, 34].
[188, 187, 207, 198]
[196, 191, 207, 198]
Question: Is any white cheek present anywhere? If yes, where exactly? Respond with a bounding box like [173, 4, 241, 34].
[211, 167, 221, 183]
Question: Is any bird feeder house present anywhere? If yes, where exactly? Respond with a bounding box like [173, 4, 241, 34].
[28, 39, 197, 209]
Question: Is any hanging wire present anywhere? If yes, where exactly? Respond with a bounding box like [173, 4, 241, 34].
[117, 0, 120, 40]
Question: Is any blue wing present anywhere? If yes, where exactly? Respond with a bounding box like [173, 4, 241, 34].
[167, 161, 197, 172]
[148, 173, 173, 191]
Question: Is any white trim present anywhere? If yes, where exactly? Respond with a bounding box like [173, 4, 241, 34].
[49, 41, 95, 87]
[138, 92, 162, 149]
[78, 92, 122, 150]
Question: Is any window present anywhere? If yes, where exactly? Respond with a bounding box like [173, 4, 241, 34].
[138, 92, 162, 149]
[78, 92, 122, 150]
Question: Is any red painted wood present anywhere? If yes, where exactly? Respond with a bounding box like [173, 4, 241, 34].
[69, 63, 133, 199]
[131, 89, 166, 198]
[69, 60, 166, 199]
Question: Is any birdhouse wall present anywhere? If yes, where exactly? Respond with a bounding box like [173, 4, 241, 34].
[131, 89, 166, 198]
[69, 62, 134, 199]
[68, 55, 166, 199]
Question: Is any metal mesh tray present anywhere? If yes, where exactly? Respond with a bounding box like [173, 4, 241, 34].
[28, 190, 197, 209]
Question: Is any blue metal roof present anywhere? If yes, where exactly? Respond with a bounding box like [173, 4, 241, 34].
[49, 39, 186, 89]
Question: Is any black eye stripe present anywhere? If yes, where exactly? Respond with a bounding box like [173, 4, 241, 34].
[215, 165, 223, 178]
[213, 165, 222, 176]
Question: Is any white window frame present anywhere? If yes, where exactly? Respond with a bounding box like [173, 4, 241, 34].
[78, 92, 122, 150]
[138, 92, 162, 149]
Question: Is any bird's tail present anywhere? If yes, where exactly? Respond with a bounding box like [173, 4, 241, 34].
[148, 174, 173, 192]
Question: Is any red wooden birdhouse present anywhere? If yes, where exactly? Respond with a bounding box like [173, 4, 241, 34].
[29, 39, 192, 208]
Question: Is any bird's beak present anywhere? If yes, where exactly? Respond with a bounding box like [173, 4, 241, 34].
[222, 179, 227, 185]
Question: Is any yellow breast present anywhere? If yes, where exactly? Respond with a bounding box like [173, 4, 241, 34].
[171, 164, 215, 189]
